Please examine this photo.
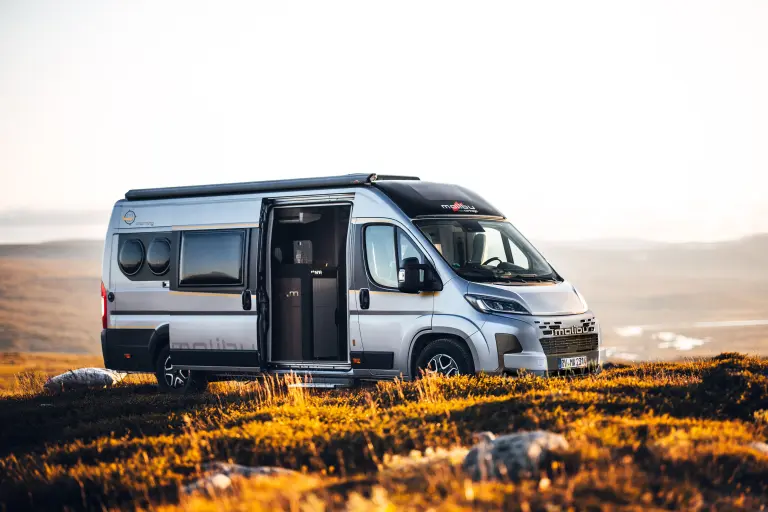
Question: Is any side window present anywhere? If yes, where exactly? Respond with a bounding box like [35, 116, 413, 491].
[146, 238, 171, 275]
[364, 225, 397, 288]
[364, 225, 426, 289]
[118, 239, 145, 276]
[179, 230, 245, 287]
[398, 230, 425, 267]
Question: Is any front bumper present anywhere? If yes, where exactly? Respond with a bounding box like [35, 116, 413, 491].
[503, 348, 605, 376]
[478, 310, 603, 375]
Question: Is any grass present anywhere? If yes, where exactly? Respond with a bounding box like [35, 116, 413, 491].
[0, 352, 766, 511]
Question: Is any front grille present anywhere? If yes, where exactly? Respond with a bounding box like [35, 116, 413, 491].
[539, 333, 599, 355]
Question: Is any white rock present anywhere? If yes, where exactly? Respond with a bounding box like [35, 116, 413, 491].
[43, 368, 126, 393]
[750, 441, 768, 455]
[183, 463, 299, 494]
[202, 462, 299, 477]
[462, 430, 569, 481]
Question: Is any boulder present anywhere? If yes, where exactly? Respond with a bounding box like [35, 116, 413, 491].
[44, 368, 126, 393]
[462, 430, 569, 481]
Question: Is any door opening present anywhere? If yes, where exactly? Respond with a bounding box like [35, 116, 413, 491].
[268, 204, 351, 364]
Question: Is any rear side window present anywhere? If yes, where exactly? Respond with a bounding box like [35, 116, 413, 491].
[180, 230, 245, 286]
[118, 239, 145, 276]
[146, 238, 171, 275]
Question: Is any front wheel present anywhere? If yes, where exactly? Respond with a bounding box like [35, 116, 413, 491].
[155, 345, 208, 393]
[415, 338, 475, 377]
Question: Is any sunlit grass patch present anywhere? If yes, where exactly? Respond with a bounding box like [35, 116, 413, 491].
[0, 352, 766, 510]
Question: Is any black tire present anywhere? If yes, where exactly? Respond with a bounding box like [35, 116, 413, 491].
[414, 338, 475, 378]
[154, 345, 208, 393]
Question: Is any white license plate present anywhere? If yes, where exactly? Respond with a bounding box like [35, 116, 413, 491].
[559, 355, 588, 370]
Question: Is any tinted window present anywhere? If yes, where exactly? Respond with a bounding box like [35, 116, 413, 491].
[364, 225, 397, 288]
[180, 230, 245, 286]
[147, 238, 171, 275]
[118, 239, 145, 276]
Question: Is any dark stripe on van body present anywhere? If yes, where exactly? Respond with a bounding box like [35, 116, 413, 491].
[350, 351, 394, 370]
[170, 349, 261, 368]
[356, 310, 432, 316]
[111, 311, 258, 316]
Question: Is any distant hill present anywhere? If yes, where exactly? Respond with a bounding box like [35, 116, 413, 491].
[0, 235, 765, 357]
[0, 240, 103, 261]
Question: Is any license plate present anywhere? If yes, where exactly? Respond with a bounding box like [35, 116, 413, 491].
[559, 356, 588, 370]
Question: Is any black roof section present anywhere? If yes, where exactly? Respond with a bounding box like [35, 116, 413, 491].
[124, 173, 419, 201]
[372, 180, 505, 218]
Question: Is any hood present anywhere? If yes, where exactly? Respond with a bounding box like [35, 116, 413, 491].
[466, 280, 588, 316]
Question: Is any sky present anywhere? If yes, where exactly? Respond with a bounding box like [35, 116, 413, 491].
[0, 0, 766, 244]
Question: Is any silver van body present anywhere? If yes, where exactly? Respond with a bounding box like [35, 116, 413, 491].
[100, 174, 603, 385]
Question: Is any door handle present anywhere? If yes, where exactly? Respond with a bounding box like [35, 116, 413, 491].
[242, 289, 252, 311]
[359, 288, 370, 310]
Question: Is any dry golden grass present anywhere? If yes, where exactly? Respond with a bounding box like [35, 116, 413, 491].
[0, 351, 104, 395]
[0, 352, 766, 511]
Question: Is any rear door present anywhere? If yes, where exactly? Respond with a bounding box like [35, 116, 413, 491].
[169, 226, 260, 370]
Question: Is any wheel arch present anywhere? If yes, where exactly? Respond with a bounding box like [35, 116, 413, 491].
[408, 328, 479, 379]
[148, 323, 170, 366]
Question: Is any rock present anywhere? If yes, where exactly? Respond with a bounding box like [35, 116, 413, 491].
[183, 463, 300, 494]
[749, 441, 768, 455]
[201, 462, 299, 478]
[184, 473, 232, 494]
[43, 368, 126, 393]
[462, 430, 569, 481]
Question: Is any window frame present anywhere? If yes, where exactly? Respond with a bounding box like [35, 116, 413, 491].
[362, 223, 425, 291]
[178, 229, 248, 289]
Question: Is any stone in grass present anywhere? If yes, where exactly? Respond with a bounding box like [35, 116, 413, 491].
[44, 368, 126, 393]
[462, 431, 570, 481]
[750, 441, 768, 456]
[184, 463, 300, 494]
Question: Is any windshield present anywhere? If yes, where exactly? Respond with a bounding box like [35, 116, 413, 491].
[413, 218, 558, 284]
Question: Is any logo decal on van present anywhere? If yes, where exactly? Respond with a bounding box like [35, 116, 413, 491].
[122, 210, 136, 225]
[441, 201, 478, 213]
[553, 326, 584, 337]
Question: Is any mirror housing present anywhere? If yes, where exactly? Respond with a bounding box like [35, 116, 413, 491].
[398, 257, 443, 294]
[398, 257, 421, 294]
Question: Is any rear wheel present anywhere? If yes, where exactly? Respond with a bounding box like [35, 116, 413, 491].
[155, 345, 208, 393]
[415, 338, 475, 377]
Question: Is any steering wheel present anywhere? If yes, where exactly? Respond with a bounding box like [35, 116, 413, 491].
[482, 256, 501, 266]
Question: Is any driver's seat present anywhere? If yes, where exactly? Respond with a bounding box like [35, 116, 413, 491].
[470, 233, 486, 263]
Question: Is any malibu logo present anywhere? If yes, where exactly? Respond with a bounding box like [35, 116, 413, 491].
[441, 201, 478, 213]
[553, 326, 585, 337]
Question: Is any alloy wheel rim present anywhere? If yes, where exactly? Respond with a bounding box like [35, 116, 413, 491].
[426, 353, 460, 376]
[164, 355, 190, 389]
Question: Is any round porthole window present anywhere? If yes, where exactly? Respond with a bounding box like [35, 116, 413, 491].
[147, 238, 171, 275]
[119, 239, 145, 276]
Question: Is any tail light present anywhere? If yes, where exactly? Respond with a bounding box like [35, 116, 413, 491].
[101, 281, 108, 329]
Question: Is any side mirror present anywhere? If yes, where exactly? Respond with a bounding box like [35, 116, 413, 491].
[398, 257, 422, 294]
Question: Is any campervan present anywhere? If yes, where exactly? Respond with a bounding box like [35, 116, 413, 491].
[100, 174, 602, 392]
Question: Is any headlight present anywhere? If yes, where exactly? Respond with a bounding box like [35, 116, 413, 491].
[464, 294, 530, 315]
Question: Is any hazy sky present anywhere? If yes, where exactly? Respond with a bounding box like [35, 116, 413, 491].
[1, 1, 766, 243]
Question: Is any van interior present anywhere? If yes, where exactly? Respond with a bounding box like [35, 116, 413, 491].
[268, 204, 351, 364]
